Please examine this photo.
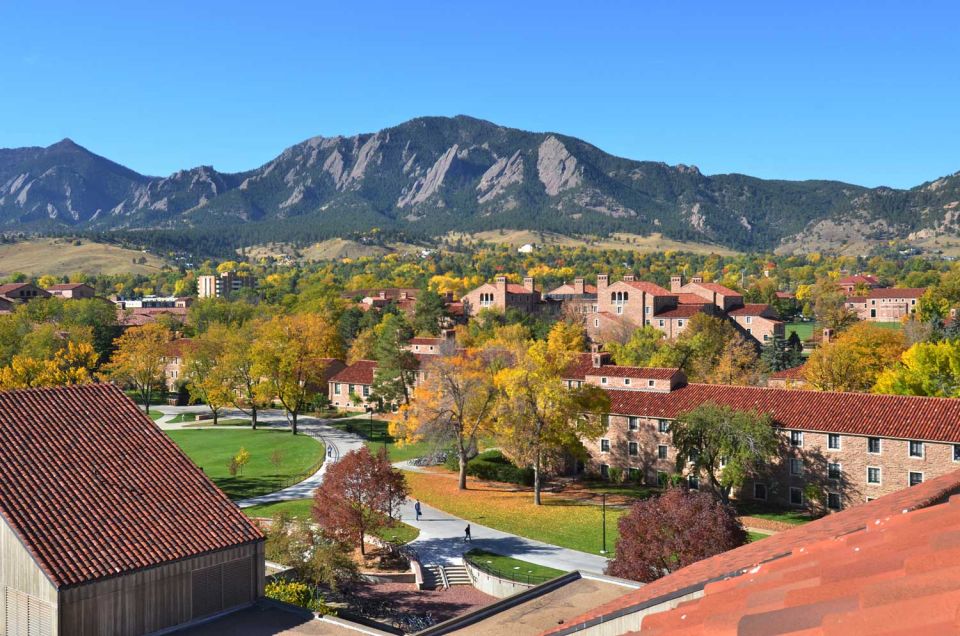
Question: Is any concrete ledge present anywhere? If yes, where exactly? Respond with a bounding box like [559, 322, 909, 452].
[463, 559, 537, 598]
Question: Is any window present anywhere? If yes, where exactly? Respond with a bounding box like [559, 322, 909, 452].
[334, 383, 341, 395]
[600, 377, 608, 385]
[616, 305, 623, 315]
[789, 458, 803, 476]
[745, 316, 753, 324]
[628, 417, 639, 431]
[828, 492, 842, 510]
[677, 319, 685, 328]
[688, 475, 700, 490]
[628, 442, 639, 456]
[790, 431, 803, 447]
[594, 318, 600, 328]
[600, 464, 610, 479]
[954, 444, 960, 462]
[658, 319, 665, 327]
[623, 377, 631, 386]
[658, 445, 668, 460]
[600, 439, 610, 453]
[909, 471, 923, 487]
[754, 483, 767, 500]
[628, 467, 640, 482]
[868, 437, 881, 454]
[644, 306, 651, 315]
[789, 487, 804, 506]
[362, 385, 370, 397]
[828, 434, 841, 450]
[658, 419, 670, 433]
[647, 379, 655, 388]
[867, 467, 881, 484]
[909, 441, 924, 458]
[828, 462, 842, 480]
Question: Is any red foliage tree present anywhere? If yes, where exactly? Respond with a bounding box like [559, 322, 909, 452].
[312, 447, 409, 555]
[606, 488, 747, 583]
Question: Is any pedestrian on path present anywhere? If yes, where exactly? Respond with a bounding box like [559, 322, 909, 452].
[415, 500, 422, 521]
[464, 523, 471, 542]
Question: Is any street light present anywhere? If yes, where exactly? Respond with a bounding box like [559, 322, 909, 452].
[600, 493, 607, 554]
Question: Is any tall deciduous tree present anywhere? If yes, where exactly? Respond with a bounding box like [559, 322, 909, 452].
[395, 351, 497, 490]
[312, 447, 409, 556]
[494, 341, 609, 505]
[670, 403, 778, 502]
[102, 323, 170, 415]
[873, 339, 960, 397]
[252, 313, 343, 434]
[182, 325, 234, 426]
[0, 341, 99, 389]
[804, 322, 905, 391]
[810, 277, 857, 333]
[221, 322, 272, 429]
[607, 325, 665, 366]
[607, 488, 747, 583]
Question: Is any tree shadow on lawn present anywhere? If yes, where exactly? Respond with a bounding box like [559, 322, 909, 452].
[215, 476, 288, 499]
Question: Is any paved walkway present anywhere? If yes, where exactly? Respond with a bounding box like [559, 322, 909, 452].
[153, 406, 609, 573]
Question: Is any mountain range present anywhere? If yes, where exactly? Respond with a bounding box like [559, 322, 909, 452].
[2, 115, 958, 253]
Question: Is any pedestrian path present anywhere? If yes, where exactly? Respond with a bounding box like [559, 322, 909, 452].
[153, 405, 609, 573]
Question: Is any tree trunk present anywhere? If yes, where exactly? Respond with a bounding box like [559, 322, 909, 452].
[458, 446, 469, 490]
[251, 405, 258, 430]
[143, 388, 151, 416]
[533, 449, 543, 506]
[212, 409, 219, 426]
[291, 411, 298, 435]
[359, 531, 365, 556]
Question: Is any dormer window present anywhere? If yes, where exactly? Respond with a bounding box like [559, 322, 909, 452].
[647, 379, 655, 388]
[600, 377, 607, 385]
[623, 378, 631, 386]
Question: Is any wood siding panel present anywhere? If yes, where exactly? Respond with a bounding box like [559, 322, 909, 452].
[0, 517, 58, 635]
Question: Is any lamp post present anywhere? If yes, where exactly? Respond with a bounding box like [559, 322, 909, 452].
[600, 492, 607, 554]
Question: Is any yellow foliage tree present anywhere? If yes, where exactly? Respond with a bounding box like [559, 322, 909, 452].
[804, 322, 905, 392]
[102, 323, 170, 415]
[183, 324, 235, 426]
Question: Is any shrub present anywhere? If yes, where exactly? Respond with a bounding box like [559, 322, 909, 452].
[264, 579, 333, 614]
[608, 466, 624, 484]
[445, 450, 534, 486]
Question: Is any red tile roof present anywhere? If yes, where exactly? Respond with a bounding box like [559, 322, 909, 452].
[45, 283, 92, 291]
[409, 337, 445, 346]
[0, 283, 30, 294]
[623, 281, 674, 296]
[548, 282, 599, 295]
[655, 305, 709, 318]
[676, 293, 709, 305]
[548, 469, 960, 635]
[589, 366, 682, 381]
[839, 274, 880, 286]
[690, 282, 743, 296]
[727, 303, 778, 317]
[866, 287, 926, 299]
[769, 364, 806, 380]
[0, 383, 263, 588]
[506, 283, 538, 295]
[563, 352, 612, 381]
[330, 360, 377, 385]
[162, 337, 195, 358]
[604, 383, 960, 443]
[775, 291, 795, 300]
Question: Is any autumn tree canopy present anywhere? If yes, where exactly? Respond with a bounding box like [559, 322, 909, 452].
[312, 447, 409, 555]
[804, 322, 905, 391]
[102, 322, 170, 415]
[607, 488, 747, 583]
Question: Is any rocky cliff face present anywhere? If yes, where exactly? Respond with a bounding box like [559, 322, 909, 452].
[1, 116, 958, 251]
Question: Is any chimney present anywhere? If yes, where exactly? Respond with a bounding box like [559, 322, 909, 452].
[822, 327, 834, 344]
[597, 274, 609, 293]
[623, 274, 635, 283]
[574, 278, 585, 294]
[379, 290, 387, 299]
[691, 276, 703, 284]
[400, 291, 408, 300]
[494, 276, 507, 294]
[523, 277, 535, 292]
[591, 350, 603, 368]
[670, 275, 683, 293]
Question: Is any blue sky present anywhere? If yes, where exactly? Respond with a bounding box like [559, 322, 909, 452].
[1, 1, 957, 188]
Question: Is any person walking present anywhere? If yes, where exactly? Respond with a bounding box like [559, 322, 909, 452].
[414, 500, 422, 521]
[464, 523, 471, 542]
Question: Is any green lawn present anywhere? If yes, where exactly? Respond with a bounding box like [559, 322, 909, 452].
[146, 410, 164, 421]
[167, 429, 324, 500]
[184, 418, 252, 427]
[330, 418, 451, 463]
[785, 321, 815, 341]
[242, 498, 420, 544]
[464, 548, 567, 584]
[748, 531, 769, 542]
[168, 413, 197, 424]
[736, 503, 813, 526]
[576, 481, 658, 499]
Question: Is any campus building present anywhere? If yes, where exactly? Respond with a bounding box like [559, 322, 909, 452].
[564, 353, 960, 512]
[0, 384, 264, 636]
[43, 283, 96, 299]
[461, 276, 542, 316]
[845, 287, 925, 322]
[197, 271, 256, 298]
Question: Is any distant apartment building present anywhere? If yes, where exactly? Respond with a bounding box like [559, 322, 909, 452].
[341, 288, 464, 325]
[0, 282, 50, 305]
[838, 273, 882, 295]
[846, 287, 924, 322]
[197, 271, 257, 298]
[461, 276, 542, 316]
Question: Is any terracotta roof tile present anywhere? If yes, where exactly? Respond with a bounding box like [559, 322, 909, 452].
[0, 384, 263, 588]
[728, 304, 778, 317]
[549, 470, 960, 636]
[655, 305, 709, 318]
[605, 383, 960, 442]
[330, 360, 377, 385]
[589, 366, 682, 381]
[676, 293, 708, 305]
[563, 353, 612, 381]
[623, 281, 674, 296]
[769, 365, 806, 381]
[839, 274, 880, 286]
[866, 288, 926, 299]
[690, 282, 743, 296]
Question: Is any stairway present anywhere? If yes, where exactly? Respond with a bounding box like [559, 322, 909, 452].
[443, 564, 472, 586]
[422, 565, 444, 590]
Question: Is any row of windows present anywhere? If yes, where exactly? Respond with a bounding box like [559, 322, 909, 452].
[332, 383, 370, 397]
[599, 377, 657, 388]
[789, 431, 960, 460]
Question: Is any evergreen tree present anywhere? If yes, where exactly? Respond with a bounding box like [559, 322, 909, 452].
[411, 286, 447, 336]
[761, 335, 803, 372]
[371, 314, 418, 406]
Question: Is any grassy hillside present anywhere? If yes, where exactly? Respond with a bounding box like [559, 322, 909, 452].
[0, 238, 169, 276]
[449, 230, 740, 256]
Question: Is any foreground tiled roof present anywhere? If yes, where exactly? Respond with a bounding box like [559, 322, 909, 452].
[605, 383, 960, 442]
[549, 469, 960, 635]
[330, 359, 378, 385]
[866, 287, 926, 299]
[639, 491, 960, 634]
[0, 384, 263, 588]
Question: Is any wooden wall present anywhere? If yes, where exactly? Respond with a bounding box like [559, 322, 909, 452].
[0, 516, 59, 635]
[58, 541, 264, 636]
